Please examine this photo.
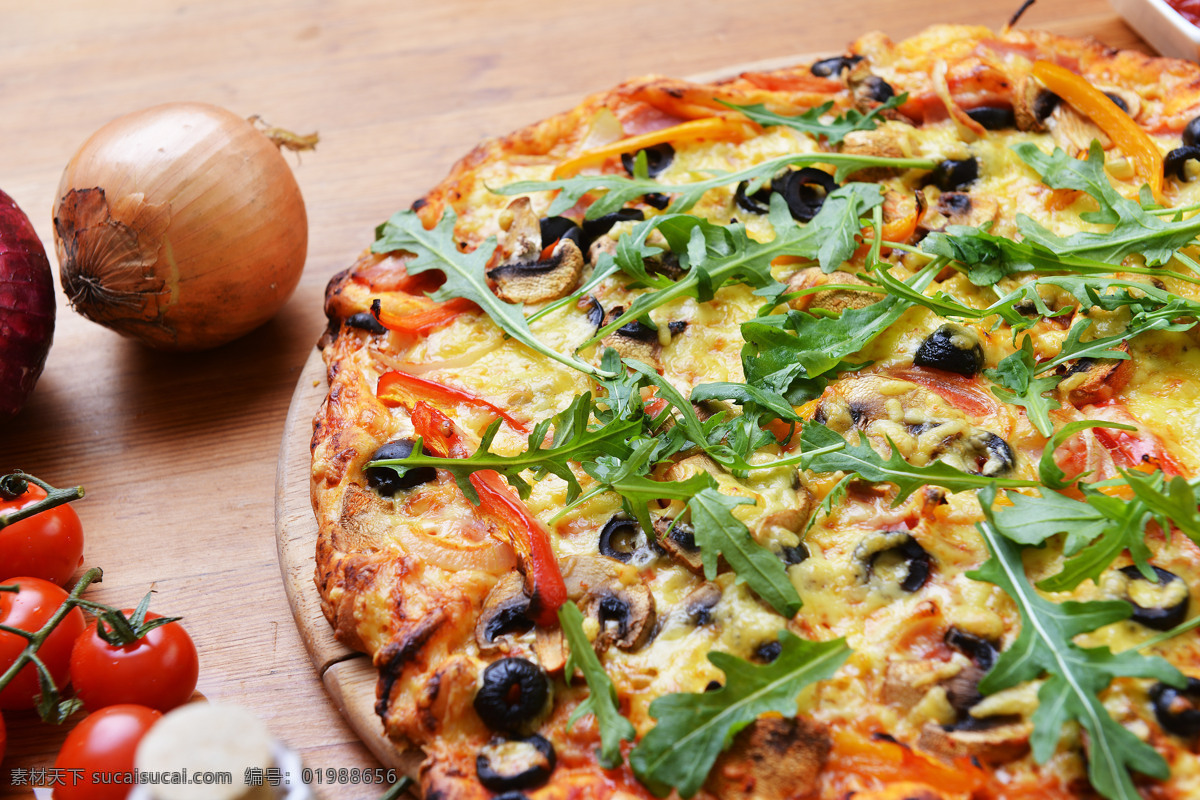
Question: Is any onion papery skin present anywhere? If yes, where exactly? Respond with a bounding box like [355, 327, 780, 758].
[53, 102, 308, 351]
[0, 189, 55, 422]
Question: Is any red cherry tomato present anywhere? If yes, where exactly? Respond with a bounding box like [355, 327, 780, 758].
[53, 704, 161, 800]
[0, 576, 86, 710]
[69, 612, 199, 713]
[0, 484, 85, 587]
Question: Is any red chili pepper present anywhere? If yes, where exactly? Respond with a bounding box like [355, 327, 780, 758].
[371, 296, 476, 335]
[409, 402, 566, 626]
[377, 370, 528, 433]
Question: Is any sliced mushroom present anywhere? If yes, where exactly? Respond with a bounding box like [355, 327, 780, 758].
[842, 123, 913, 161]
[786, 267, 879, 315]
[1057, 342, 1134, 405]
[654, 517, 705, 574]
[931, 191, 998, 229]
[599, 305, 686, 367]
[497, 197, 543, 263]
[705, 716, 831, 800]
[560, 555, 656, 652]
[847, 60, 897, 112]
[1014, 73, 1058, 132]
[681, 581, 723, 626]
[475, 572, 535, 651]
[917, 719, 1032, 765]
[814, 374, 1016, 478]
[488, 237, 584, 305]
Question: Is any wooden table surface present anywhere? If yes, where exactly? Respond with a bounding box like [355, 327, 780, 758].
[0, 1, 1153, 797]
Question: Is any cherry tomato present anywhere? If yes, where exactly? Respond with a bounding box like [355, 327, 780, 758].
[0, 576, 86, 710]
[0, 484, 84, 587]
[53, 704, 161, 800]
[69, 612, 199, 713]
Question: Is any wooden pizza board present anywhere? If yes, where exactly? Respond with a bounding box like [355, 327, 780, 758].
[274, 347, 423, 787]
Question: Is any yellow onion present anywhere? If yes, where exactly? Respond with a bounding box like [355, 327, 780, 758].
[53, 102, 311, 351]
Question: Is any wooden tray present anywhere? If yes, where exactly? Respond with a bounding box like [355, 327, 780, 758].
[274, 347, 422, 783]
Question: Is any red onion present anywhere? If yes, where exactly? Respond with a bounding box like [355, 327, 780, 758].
[0, 190, 55, 422]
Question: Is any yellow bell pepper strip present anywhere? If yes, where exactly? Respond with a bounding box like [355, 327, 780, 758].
[376, 370, 529, 433]
[409, 401, 566, 627]
[551, 117, 755, 179]
[1031, 61, 1163, 202]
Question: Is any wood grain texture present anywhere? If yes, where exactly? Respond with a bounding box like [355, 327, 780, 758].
[0, 1, 1150, 798]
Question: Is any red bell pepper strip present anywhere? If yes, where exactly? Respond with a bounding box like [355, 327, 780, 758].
[371, 296, 476, 335]
[409, 402, 566, 626]
[377, 370, 528, 433]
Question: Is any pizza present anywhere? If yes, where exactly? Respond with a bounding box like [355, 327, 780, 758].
[310, 23, 1200, 800]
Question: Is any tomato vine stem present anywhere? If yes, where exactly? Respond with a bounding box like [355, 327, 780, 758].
[0, 470, 85, 529]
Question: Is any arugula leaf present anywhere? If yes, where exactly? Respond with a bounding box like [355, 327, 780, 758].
[559, 601, 636, 768]
[1014, 142, 1200, 267]
[369, 392, 639, 503]
[1123, 470, 1200, 541]
[578, 442, 713, 535]
[628, 631, 850, 798]
[687, 487, 802, 617]
[372, 208, 614, 378]
[1032, 492, 1154, 593]
[972, 498, 1185, 800]
[722, 93, 908, 145]
[740, 262, 937, 392]
[589, 188, 883, 347]
[499, 152, 935, 219]
[798, 422, 1037, 502]
[991, 488, 1109, 553]
[985, 338, 1062, 437]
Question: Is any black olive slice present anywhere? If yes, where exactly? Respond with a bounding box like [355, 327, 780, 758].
[621, 143, 675, 177]
[345, 311, 387, 335]
[779, 543, 810, 566]
[1151, 678, 1200, 738]
[778, 168, 839, 222]
[1165, 146, 1200, 182]
[1185, 115, 1200, 148]
[599, 516, 657, 564]
[581, 209, 644, 244]
[945, 628, 999, 671]
[583, 296, 604, 329]
[753, 640, 783, 663]
[476, 734, 556, 793]
[930, 157, 979, 192]
[364, 439, 437, 496]
[913, 323, 985, 377]
[1104, 92, 1130, 113]
[810, 54, 863, 78]
[597, 594, 633, 640]
[860, 75, 895, 103]
[539, 216, 584, 250]
[965, 106, 1016, 130]
[1119, 565, 1190, 631]
[643, 192, 671, 209]
[858, 532, 932, 593]
[734, 179, 773, 215]
[473, 658, 551, 734]
[1032, 90, 1061, 122]
[978, 433, 1016, 478]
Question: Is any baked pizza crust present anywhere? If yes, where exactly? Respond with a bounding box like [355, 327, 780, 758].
[312, 23, 1200, 800]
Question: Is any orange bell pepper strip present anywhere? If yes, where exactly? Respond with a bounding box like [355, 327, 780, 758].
[409, 402, 567, 627]
[827, 728, 989, 794]
[371, 297, 476, 335]
[376, 371, 528, 433]
[552, 117, 756, 179]
[1031, 61, 1163, 202]
[855, 191, 922, 259]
